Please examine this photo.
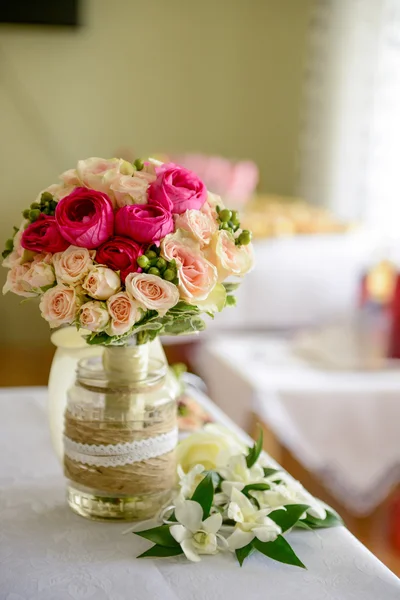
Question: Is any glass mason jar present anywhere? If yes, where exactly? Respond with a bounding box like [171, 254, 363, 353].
[64, 342, 179, 521]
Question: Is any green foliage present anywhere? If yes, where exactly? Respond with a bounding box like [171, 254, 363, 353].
[263, 467, 280, 478]
[191, 472, 214, 519]
[302, 509, 343, 529]
[137, 545, 184, 559]
[246, 428, 264, 468]
[254, 535, 306, 569]
[235, 543, 254, 567]
[268, 504, 309, 533]
[135, 525, 180, 548]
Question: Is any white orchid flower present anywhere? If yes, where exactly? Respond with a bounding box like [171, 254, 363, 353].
[177, 464, 206, 500]
[219, 454, 265, 497]
[226, 488, 282, 551]
[170, 500, 226, 562]
[251, 475, 326, 520]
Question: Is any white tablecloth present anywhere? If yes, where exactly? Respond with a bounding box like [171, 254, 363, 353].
[196, 336, 400, 515]
[0, 387, 399, 599]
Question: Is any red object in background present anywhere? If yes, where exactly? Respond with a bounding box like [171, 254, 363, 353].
[389, 493, 400, 552]
[387, 275, 400, 359]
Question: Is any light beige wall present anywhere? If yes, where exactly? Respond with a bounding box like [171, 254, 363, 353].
[0, 0, 312, 344]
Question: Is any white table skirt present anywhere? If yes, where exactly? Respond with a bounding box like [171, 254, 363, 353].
[0, 387, 399, 599]
[195, 336, 400, 516]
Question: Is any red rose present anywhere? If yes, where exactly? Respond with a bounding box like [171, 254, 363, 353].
[96, 236, 143, 283]
[21, 215, 69, 254]
[55, 187, 114, 249]
[115, 204, 174, 244]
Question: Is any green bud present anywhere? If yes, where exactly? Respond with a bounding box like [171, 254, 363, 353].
[30, 202, 40, 210]
[219, 209, 232, 223]
[220, 222, 230, 231]
[42, 207, 50, 215]
[238, 230, 252, 245]
[148, 267, 160, 276]
[29, 209, 41, 222]
[172, 277, 179, 285]
[23, 209, 30, 219]
[50, 200, 58, 210]
[137, 255, 150, 269]
[216, 205, 221, 214]
[163, 268, 175, 281]
[231, 210, 240, 225]
[41, 192, 54, 203]
[134, 158, 144, 171]
[145, 250, 157, 260]
[156, 257, 167, 271]
[5, 238, 13, 251]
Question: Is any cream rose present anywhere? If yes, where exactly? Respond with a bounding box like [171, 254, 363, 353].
[82, 266, 120, 300]
[174, 210, 218, 246]
[2, 263, 36, 297]
[22, 259, 55, 291]
[53, 246, 94, 285]
[161, 230, 217, 302]
[67, 157, 134, 201]
[106, 291, 140, 335]
[125, 272, 179, 316]
[79, 301, 109, 332]
[2, 220, 28, 269]
[110, 171, 156, 207]
[36, 182, 75, 203]
[177, 425, 246, 473]
[201, 191, 224, 219]
[207, 230, 254, 282]
[39, 284, 78, 328]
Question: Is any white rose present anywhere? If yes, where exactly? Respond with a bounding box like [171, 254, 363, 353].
[2, 263, 36, 297]
[53, 246, 94, 285]
[174, 210, 218, 246]
[106, 291, 140, 335]
[82, 266, 121, 300]
[125, 272, 179, 316]
[110, 171, 156, 207]
[39, 284, 79, 328]
[206, 230, 254, 282]
[79, 301, 109, 332]
[22, 259, 55, 291]
[74, 157, 134, 201]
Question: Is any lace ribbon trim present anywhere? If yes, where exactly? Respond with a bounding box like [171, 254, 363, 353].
[63, 428, 178, 468]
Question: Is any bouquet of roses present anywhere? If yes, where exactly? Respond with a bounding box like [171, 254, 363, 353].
[2, 157, 253, 344]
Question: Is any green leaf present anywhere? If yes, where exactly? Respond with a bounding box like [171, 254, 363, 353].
[161, 316, 206, 335]
[246, 428, 264, 468]
[303, 509, 343, 529]
[294, 520, 313, 531]
[254, 535, 306, 569]
[268, 504, 309, 533]
[222, 282, 241, 293]
[263, 467, 280, 478]
[191, 472, 214, 519]
[85, 332, 113, 346]
[137, 544, 184, 559]
[242, 483, 271, 498]
[167, 301, 200, 316]
[194, 283, 226, 313]
[134, 525, 180, 548]
[235, 542, 255, 567]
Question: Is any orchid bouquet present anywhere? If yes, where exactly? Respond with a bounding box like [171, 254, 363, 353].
[133, 426, 341, 566]
[2, 157, 253, 344]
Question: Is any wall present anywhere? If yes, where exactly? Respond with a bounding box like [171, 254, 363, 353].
[0, 0, 312, 345]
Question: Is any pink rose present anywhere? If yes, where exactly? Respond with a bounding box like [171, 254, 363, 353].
[96, 236, 143, 283]
[106, 291, 140, 335]
[21, 215, 69, 254]
[174, 210, 218, 246]
[206, 230, 254, 281]
[161, 231, 217, 301]
[110, 172, 156, 207]
[148, 163, 207, 214]
[55, 187, 114, 249]
[53, 246, 94, 285]
[2, 263, 36, 297]
[39, 284, 79, 328]
[82, 266, 120, 300]
[79, 301, 109, 332]
[125, 272, 179, 316]
[115, 204, 173, 244]
[22, 260, 55, 291]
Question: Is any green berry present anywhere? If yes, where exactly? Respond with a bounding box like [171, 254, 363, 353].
[163, 268, 175, 281]
[148, 267, 160, 276]
[30, 202, 40, 210]
[220, 222, 230, 230]
[219, 209, 232, 223]
[231, 210, 240, 225]
[41, 192, 54, 203]
[5, 238, 13, 251]
[137, 255, 150, 269]
[42, 207, 50, 215]
[134, 158, 144, 171]
[145, 250, 157, 260]
[29, 209, 41, 222]
[23, 209, 30, 219]
[156, 257, 167, 271]
[238, 230, 252, 245]
[172, 277, 179, 285]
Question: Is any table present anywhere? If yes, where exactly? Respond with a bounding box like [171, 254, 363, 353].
[196, 335, 400, 517]
[0, 387, 399, 599]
